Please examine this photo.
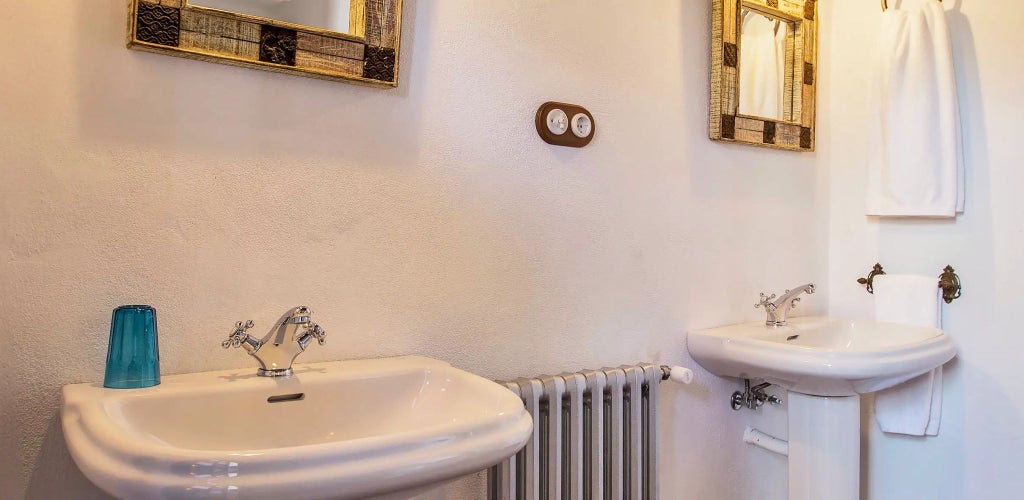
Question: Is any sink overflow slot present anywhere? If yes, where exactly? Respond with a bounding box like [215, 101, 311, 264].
[786, 335, 800, 341]
[267, 393, 305, 403]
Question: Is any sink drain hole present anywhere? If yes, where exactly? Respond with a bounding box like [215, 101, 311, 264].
[786, 335, 800, 341]
[267, 393, 305, 403]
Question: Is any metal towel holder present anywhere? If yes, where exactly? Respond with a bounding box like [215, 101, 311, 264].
[857, 263, 962, 304]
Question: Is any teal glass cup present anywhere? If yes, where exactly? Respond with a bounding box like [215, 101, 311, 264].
[103, 305, 160, 389]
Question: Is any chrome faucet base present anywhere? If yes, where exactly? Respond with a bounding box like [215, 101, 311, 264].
[258, 367, 294, 377]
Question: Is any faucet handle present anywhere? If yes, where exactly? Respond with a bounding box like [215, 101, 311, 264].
[222, 320, 255, 348]
[296, 322, 327, 348]
[755, 292, 777, 309]
[309, 323, 326, 345]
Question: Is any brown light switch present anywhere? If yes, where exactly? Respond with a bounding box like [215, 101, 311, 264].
[535, 101, 595, 147]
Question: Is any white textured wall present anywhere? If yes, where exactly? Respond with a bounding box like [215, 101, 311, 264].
[0, 1, 827, 498]
[820, 0, 1024, 498]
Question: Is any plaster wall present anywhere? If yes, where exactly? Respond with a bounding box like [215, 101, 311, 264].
[0, 1, 826, 498]
[819, 0, 1024, 498]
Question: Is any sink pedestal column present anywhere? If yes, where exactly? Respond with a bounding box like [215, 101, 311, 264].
[787, 392, 860, 500]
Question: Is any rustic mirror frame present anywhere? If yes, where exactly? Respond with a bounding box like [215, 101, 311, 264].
[709, 0, 817, 151]
[127, 0, 402, 87]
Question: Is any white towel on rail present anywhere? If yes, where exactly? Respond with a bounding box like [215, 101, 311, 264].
[867, 0, 964, 217]
[873, 274, 943, 436]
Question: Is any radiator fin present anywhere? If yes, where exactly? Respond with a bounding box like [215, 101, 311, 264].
[488, 363, 661, 500]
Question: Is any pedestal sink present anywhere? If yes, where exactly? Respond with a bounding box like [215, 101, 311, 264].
[62, 356, 533, 500]
[688, 316, 957, 500]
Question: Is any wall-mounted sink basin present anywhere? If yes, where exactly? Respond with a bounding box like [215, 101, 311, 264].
[689, 315, 957, 500]
[62, 356, 532, 500]
[687, 316, 957, 396]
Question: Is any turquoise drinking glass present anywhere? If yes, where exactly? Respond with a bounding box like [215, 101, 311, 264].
[103, 305, 160, 389]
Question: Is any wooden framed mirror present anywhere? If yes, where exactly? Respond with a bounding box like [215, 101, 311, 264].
[127, 0, 402, 87]
[709, 0, 817, 151]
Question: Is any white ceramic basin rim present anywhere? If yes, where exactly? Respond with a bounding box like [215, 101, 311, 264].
[62, 356, 532, 500]
[687, 316, 957, 396]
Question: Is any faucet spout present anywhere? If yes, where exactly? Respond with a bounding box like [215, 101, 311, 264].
[271, 306, 312, 346]
[756, 283, 815, 327]
[773, 283, 815, 309]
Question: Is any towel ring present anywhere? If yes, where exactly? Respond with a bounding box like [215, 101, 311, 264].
[882, 0, 942, 12]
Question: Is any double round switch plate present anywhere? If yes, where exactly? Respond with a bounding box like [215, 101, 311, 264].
[535, 102, 595, 147]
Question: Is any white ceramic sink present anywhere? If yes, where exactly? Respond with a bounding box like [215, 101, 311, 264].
[62, 356, 532, 500]
[687, 316, 957, 396]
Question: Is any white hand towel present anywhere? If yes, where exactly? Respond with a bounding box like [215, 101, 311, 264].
[867, 1, 964, 217]
[873, 274, 943, 436]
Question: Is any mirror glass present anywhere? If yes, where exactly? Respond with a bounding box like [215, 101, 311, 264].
[738, 4, 798, 121]
[191, 0, 354, 34]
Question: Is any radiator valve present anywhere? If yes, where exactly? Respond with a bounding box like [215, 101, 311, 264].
[660, 365, 694, 384]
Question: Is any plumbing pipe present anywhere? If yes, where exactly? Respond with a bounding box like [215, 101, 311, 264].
[743, 426, 789, 456]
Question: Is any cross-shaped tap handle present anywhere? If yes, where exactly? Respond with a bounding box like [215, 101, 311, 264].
[222, 320, 255, 348]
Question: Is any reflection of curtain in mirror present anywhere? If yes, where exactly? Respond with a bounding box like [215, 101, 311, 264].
[775, 22, 787, 117]
[739, 13, 788, 119]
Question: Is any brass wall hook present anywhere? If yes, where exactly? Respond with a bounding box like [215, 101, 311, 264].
[857, 263, 887, 294]
[938, 265, 962, 304]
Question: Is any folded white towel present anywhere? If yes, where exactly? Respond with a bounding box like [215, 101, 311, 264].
[873, 274, 943, 436]
[867, 1, 964, 217]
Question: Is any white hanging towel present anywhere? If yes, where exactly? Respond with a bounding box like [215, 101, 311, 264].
[873, 274, 944, 436]
[867, 1, 964, 217]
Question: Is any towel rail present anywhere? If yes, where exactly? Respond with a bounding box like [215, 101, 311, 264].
[881, 0, 942, 12]
[857, 263, 962, 304]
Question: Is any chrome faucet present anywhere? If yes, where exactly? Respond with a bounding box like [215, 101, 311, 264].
[755, 283, 815, 327]
[221, 306, 327, 377]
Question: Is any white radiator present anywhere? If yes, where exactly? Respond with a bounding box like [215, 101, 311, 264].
[487, 364, 664, 500]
